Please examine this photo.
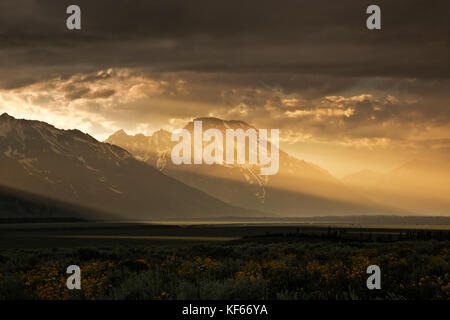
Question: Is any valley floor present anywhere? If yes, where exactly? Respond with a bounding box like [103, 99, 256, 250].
[0, 221, 449, 300]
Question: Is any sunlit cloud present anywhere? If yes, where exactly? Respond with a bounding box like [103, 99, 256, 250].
[0, 66, 449, 178]
[0, 68, 192, 140]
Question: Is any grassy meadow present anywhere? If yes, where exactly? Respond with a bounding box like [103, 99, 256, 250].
[0, 219, 449, 300]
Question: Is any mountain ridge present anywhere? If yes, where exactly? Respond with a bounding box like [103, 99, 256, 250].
[106, 117, 395, 216]
[0, 113, 263, 219]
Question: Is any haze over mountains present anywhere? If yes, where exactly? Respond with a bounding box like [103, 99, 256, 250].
[106, 117, 396, 216]
[343, 159, 450, 215]
[0, 113, 259, 219]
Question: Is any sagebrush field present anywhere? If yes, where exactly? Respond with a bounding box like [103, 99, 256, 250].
[0, 222, 449, 300]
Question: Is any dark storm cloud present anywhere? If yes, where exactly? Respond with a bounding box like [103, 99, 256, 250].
[0, 0, 449, 148]
[0, 0, 449, 82]
[64, 86, 90, 101]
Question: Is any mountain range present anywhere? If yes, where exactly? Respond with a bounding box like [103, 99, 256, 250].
[0, 113, 260, 219]
[3, 113, 446, 220]
[106, 117, 393, 216]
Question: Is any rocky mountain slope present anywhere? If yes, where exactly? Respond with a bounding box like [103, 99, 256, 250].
[106, 117, 390, 216]
[0, 113, 260, 219]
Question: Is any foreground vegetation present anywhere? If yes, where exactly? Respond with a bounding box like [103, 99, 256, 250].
[0, 238, 448, 300]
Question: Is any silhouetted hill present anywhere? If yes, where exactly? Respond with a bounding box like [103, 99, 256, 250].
[0, 184, 113, 221]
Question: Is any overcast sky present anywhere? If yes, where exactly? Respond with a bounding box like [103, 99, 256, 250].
[0, 0, 449, 176]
